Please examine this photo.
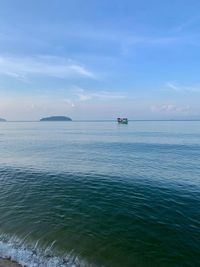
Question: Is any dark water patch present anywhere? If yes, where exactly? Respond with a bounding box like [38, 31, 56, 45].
[84, 141, 200, 152]
[0, 167, 200, 266]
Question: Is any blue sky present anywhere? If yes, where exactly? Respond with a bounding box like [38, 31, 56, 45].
[0, 0, 200, 120]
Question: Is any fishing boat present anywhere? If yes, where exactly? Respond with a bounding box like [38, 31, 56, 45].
[117, 118, 128, 124]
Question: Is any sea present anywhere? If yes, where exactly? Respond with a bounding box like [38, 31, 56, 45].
[0, 121, 199, 267]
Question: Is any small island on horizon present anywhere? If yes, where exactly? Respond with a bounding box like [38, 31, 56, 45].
[0, 118, 6, 122]
[40, 116, 72, 122]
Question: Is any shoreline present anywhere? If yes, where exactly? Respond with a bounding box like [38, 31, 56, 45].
[0, 258, 22, 267]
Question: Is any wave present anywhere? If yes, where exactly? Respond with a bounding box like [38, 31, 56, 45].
[0, 233, 94, 267]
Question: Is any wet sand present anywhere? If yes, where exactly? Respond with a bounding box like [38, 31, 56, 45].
[0, 258, 21, 267]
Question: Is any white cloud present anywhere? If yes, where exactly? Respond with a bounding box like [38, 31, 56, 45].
[165, 81, 200, 92]
[173, 16, 200, 33]
[63, 98, 75, 108]
[151, 104, 190, 113]
[165, 82, 180, 91]
[74, 88, 126, 102]
[0, 55, 95, 79]
[92, 91, 126, 99]
[77, 93, 92, 102]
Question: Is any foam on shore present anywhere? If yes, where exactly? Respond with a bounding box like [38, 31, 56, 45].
[0, 234, 92, 267]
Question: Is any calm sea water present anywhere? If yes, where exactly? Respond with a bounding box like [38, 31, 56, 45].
[0, 121, 199, 267]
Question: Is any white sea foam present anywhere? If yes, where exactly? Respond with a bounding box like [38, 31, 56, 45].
[0, 234, 90, 267]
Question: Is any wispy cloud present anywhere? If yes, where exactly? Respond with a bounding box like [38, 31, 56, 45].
[46, 23, 183, 46]
[173, 16, 200, 33]
[151, 104, 190, 113]
[165, 82, 180, 91]
[63, 98, 75, 108]
[165, 82, 200, 92]
[59, 87, 127, 108]
[0, 55, 95, 79]
[73, 87, 126, 102]
[126, 36, 180, 46]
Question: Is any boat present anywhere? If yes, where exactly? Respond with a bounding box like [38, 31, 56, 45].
[117, 118, 128, 124]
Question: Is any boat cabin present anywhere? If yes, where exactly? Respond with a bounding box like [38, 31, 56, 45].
[117, 118, 128, 124]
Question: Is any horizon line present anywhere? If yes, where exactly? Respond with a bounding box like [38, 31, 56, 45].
[2, 119, 200, 122]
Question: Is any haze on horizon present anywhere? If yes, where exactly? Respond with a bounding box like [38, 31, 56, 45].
[0, 0, 200, 121]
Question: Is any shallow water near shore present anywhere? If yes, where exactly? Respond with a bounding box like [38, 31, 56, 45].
[0, 121, 200, 267]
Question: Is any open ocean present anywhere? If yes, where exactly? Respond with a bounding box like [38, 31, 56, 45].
[0, 121, 199, 267]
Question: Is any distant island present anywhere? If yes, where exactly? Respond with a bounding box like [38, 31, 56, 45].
[40, 116, 72, 122]
[0, 118, 6, 122]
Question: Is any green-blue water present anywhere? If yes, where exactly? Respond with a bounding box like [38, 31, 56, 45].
[0, 121, 199, 267]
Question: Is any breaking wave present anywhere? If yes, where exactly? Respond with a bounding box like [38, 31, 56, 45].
[0, 233, 95, 267]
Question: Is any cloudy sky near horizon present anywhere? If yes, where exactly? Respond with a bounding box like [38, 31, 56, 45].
[0, 0, 200, 120]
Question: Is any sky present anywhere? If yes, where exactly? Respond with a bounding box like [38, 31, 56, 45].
[0, 0, 200, 120]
